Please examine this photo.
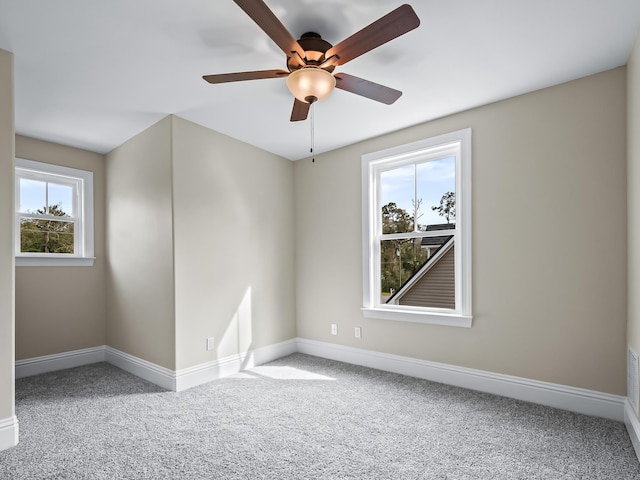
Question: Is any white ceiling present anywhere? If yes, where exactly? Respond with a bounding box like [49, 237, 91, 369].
[1, 0, 639, 161]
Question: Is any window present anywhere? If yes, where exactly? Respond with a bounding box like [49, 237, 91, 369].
[15, 158, 94, 266]
[361, 129, 471, 327]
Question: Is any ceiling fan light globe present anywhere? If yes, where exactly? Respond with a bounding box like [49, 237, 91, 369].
[286, 68, 336, 104]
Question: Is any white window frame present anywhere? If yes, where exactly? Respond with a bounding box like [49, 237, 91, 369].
[361, 128, 472, 327]
[15, 158, 94, 267]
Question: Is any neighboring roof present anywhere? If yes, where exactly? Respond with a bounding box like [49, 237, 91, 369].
[421, 223, 455, 247]
[386, 235, 454, 304]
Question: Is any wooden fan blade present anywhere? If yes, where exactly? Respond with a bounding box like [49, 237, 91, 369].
[334, 73, 402, 105]
[203, 69, 289, 84]
[234, 0, 305, 59]
[290, 98, 310, 122]
[325, 4, 420, 66]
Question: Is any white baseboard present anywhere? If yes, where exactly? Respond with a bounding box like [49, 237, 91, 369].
[15, 346, 106, 379]
[13, 339, 625, 422]
[175, 339, 298, 391]
[13, 341, 298, 392]
[296, 338, 625, 421]
[104, 347, 176, 391]
[625, 399, 640, 461]
[105, 340, 298, 392]
[0, 415, 18, 452]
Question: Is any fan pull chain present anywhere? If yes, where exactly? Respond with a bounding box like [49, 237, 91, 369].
[310, 102, 315, 163]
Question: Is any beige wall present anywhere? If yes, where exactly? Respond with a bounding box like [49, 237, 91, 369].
[6, 59, 629, 400]
[14, 136, 107, 359]
[628, 33, 640, 376]
[0, 49, 15, 426]
[172, 117, 296, 369]
[105, 117, 176, 369]
[105, 115, 295, 371]
[295, 67, 627, 395]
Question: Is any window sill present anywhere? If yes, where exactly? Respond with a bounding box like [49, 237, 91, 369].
[16, 256, 95, 267]
[361, 307, 472, 328]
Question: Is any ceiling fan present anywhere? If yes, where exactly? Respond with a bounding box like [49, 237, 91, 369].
[203, 1, 420, 122]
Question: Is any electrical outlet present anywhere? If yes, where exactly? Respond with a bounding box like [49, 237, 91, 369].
[331, 324, 338, 335]
[206, 337, 215, 351]
[355, 327, 362, 339]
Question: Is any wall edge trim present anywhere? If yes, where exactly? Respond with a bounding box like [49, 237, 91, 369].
[14, 340, 624, 422]
[174, 339, 298, 391]
[15, 346, 106, 378]
[104, 346, 176, 391]
[295, 338, 625, 421]
[0, 415, 18, 452]
[13, 341, 298, 393]
[625, 399, 640, 462]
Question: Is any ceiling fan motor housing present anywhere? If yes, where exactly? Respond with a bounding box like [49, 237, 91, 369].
[287, 32, 336, 73]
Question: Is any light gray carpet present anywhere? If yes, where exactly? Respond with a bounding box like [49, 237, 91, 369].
[1, 353, 639, 479]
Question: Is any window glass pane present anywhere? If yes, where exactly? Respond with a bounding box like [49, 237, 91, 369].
[380, 237, 429, 302]
[19, 178, 46, 213]
[380, 164, 416, 233]
[378, 156, 458, 309]
[48, 182, 74, 216]
[417, 156, 456, 230]
[381, 238, 455, 309]
[20, 218, 74, 254]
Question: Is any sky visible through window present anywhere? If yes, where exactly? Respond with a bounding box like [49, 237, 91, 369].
[380, 156, 455, 228]
[19, 179, 74, 215]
